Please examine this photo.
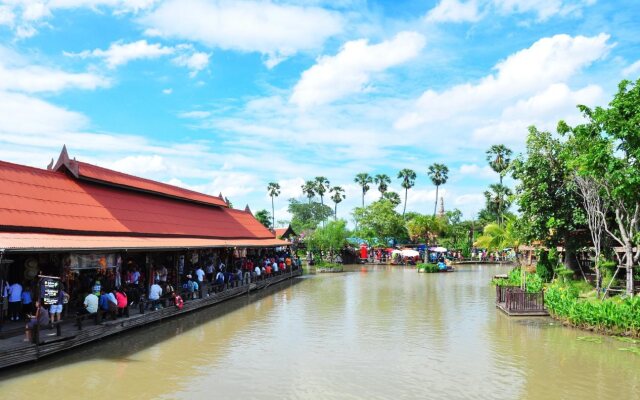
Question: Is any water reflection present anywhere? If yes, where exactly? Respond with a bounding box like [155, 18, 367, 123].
[1, 265, 638, 400]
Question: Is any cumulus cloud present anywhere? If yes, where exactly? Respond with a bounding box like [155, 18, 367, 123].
[172, 45, 210, 77]
[66, 39, 174, 68]
[0, 62, 110, 93]
[395, 33, 611, 130]
[179, 111, 211, 119]
[425, 0, 481, 23]
[492, 0, 595, 21]
[291, 31, 425, 108]
[139, 0, 344, 68]
[622, 60, 640, 77]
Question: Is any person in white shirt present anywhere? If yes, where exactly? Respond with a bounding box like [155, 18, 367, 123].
[195, 266, 205, 283]
[8, 282, 22, 321]
[149, 281, 163, 311]
[205, 262, 215, 282]
[254, 265, 261, 278]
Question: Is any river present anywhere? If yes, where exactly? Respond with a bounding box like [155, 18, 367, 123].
[1, 264, 639, 399]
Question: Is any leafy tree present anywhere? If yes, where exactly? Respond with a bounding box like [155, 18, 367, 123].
[427, 163, 449, 217]
[255, 209, 272, 229]
[406, 214, 445, 244]
[353, 199, 407, 244]
[382, 191, 402, 207]
[397, 168, 416, 218]
[288, 198, 334, 233]
[511, 126, 586, 270]
[486, 144, 513, 185]
[480, 183, 513, 224]
[329, 186, 346, 221]
[559, 78, 640, 295]
[374, 174, 391, 197]
[354, 173, 373, 208]
[301, 180, 316, 204]
[306, 220, 350, 258]
[473, 216, 520, 252]
[267, 182, 280, 230]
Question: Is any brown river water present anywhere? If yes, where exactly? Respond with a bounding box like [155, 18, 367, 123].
[1, 264, 639, 399]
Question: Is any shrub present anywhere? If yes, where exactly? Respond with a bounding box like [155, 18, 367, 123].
[492, 268, 543, 293]
[417, 263, 439, 273]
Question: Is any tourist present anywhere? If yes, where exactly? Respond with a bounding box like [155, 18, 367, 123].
[78, 291, 99, 315]
[99, 289, 117, 319]
[131, 267, 140, 285]
[49, 285, 66, 323]
[21, 285, 33, 320]
[206, 261, 215, 282]
[236, 268, 243, 284]
[195, 266, 205, 284]
[159, 265, 168, 284]
[273, 261, 279, 274]
[185, 275, 198, 299]
[115, 288, 128, 317]
[172, 292, 184, 310]
[24, 300, 49, 342]
[215, 270, 225, 286]
[254, 264, 261, 280]
[8, 281, 22, 321]
[149, 280, 162, 311]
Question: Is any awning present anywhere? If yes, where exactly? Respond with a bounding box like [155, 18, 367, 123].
[0, 233, 290, 252]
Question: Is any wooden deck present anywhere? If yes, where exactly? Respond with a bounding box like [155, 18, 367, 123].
[495, 285, 549, 316]
[0, 269, 302, 370]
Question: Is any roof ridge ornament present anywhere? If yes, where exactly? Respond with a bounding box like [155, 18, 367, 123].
[52, 145, 79, 177]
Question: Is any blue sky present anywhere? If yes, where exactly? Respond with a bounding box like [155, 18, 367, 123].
[0, 0, 639, 224]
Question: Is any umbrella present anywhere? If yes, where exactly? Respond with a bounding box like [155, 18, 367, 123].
[391, 249, 402, 255]
[401, 249, 420, 257]
[429, 246, 447, 253]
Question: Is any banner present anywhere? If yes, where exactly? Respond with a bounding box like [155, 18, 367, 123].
[40, 276, 60, 306]
[69, 254, 116, 271]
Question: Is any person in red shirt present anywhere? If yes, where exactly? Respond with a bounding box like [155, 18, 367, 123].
[172, 292, 184, 310]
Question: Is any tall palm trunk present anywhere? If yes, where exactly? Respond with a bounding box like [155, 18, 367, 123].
[271, 196, 275, 229]
[362, 190, 365, 208]
[403, 187, 408, 218]
[433, 185, 439, 217]
[320, 195, 325, 227]
[334, 203, 338, 221]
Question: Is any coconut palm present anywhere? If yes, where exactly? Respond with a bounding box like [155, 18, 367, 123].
[486, 144, 512, 185]
[354, 173, 373, 208]
[329, 186, 346, 221]
[397, 168, 416, 218]
[428, 163, 449, 217]
[374, 174, 391, 198]
[314, 176, 330, 226]
[382, 191, 402, 207]
[267, 182, 280, 230]
[301, 180, 316, 204]
[484, 183, 513, 224]
[473, 216, 519, 252]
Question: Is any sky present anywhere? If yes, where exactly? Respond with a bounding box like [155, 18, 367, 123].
[0, 0, 639, 225]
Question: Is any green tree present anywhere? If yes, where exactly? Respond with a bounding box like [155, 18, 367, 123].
[511, 126, 586, 270]
[382, 191, 402, 207]
[353, 199, 407, 244]
[301, 180, 316, 205]
[287, 198, 334, 233]
[559, 78, 640, 295]
[267, 182, 280, 229]
[329, 186, 346, 221]
[307, 220, 350, 259]
[406, 214, 445, 244]
[255, 209, 272, 229]
[427, 163, 449, 217]
[374, 174, 391, 197]
[486, 144, 513, 185]
[397, 168, 416, 218]
[354, 173, 373, 208]
[473, 216, 520, 252]
[480, 183, 513, 224]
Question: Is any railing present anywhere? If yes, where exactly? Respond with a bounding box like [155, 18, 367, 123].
[504, 288, 545, 313]
[495, 285, 518, 304]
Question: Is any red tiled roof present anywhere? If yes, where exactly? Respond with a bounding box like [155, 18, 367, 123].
[0, 233, 289, 251]
[274, 228, 287, 238]
[75, 161, 228, 208]
[0, 160, 273, 240]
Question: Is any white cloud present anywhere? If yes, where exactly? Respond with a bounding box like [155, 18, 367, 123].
[107, 154, 167, 175]
[291, 31, 425, 108]
[172, 46, 210, 77]
[622, 60, 640, 77]
[459, 164, 496, 179]
[68, 39, 174, 68]
[492, 0, 595, 21]
[425, 0, 481, 23]
[162, 88, 172, 94]
[0, 59, 110, 93]
[0, 6, 15, 26]
[179, 111, 211, 119]
[454, 194, 484, 207]
[140, 0, 344, 67]
[395, 33, 611, 130]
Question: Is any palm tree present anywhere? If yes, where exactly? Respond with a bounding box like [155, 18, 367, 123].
[314, 176, 330, 226]
[354, 173, 373, 208]
[397, 168, 416, 218]
[486, 144, 512, 185]
[484, 183, 513, 224]
[267, 182, 280, 230]
[486, 145, 513, 224]
[382, 191, 402, 207]
[427, 163, 449, 217]
[374, 174, 391, 198]
[329, 186, 346, 221]
[301, 180, 316, 204]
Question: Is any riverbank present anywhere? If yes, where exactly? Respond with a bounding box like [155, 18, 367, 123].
[0, 268, 302, 370]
